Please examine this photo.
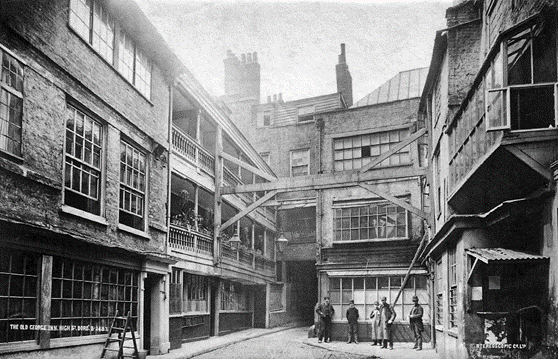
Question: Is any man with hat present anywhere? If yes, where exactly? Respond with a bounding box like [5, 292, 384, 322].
[379, 296, 396, 349]
[346, 300, 359, 344]
[409, 295, 424, 350]
[316, 296, 335, 343]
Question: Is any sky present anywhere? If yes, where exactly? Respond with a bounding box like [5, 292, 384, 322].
[136, 0, 453, 103]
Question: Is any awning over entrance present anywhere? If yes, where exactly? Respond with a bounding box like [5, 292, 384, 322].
[466, 247, 549, 283]
[467, 248, 549, 263]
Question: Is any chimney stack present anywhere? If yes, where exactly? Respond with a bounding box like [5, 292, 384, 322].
[336, 43, 353, 107]
[278, 93, 283, 103]
[267, 95, 271, 103]
[223, 49, 261, 104]
[273, 94, 277, 102]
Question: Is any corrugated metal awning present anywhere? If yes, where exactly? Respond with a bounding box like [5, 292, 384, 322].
[467, 248, 549, 264]
[326, 268, 427, 277]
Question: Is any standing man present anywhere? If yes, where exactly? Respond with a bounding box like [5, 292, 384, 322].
[409, 295, 424, 350]
[379, 296, 396, 350]
[346, 300, 359, 344]
[316, 296, 335, 343]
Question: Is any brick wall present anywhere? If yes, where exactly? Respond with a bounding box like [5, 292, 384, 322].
[446, 2, 482, 107]
[0, 0, 171, 254]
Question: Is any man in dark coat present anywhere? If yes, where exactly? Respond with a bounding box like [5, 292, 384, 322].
[346, 300, 359, 343]
[316, 296, 335, 343]
[379, 296, 396, 349]
[409, 295, 424, 350]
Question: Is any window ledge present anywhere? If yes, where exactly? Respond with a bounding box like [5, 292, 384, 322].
[49, 334, 107, 349]
[0, 341, 40, 354]
[60, 205, 108, 226]
[118, 223, 151, 240]
[435, 325, 444, 332]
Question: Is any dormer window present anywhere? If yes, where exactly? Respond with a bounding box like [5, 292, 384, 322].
[297, 105, 315, 123]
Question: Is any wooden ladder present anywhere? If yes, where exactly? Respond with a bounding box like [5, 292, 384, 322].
[100, 311, 140, 359]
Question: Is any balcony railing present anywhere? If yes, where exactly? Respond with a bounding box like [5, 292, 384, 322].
[172, 127, 215, 175]
[169, 224, 214, 256]
[220, 242, 275, 275]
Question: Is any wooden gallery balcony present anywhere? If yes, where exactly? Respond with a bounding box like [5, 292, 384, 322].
[169, 223, 215, 262]
[446, 16, 558, 213]
[220, 242, 276, 281]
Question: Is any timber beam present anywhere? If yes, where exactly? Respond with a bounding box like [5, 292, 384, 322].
[221, 190, 279, 232]
[221, 152, 277, 182]
[358, 183, 429, 220]
[222, 166, 426, 194]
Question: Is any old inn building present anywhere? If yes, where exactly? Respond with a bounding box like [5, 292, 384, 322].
[0, 0, 280, 358]
[422, 0, 558, 358]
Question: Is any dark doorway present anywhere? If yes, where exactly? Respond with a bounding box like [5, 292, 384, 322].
[143, 274, 158, 352]
[253, 285, 267, 328]
[287, 261, 318, 325]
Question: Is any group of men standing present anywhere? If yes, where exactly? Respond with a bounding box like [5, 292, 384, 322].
[315, 295, 424, 350]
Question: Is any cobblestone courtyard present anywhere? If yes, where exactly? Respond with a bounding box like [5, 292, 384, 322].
[194, 327, 438, 359]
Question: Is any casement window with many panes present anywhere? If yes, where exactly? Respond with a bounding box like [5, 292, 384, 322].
[0, 249, 39, 343]
[64, 105, 103, 215]
[220, 281, 247, 311]
[436, 259, 443, 326]
[119, 141, 146, 231]
[333, 129, 410, 171]
[448, 247, 457, 328]
[333, 201, 408, 242]
[329, 276, 429, 323]
[69, 0, 115, 64]
[50, 257, 139, 339]
[68, 0, 152, 99]
[118, 32, 151, 99]
[0, 46, 24, 158]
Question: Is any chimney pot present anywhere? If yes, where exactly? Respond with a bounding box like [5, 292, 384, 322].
[273, 94, 277, 102]
[278, 93, 283, 102]
[341, 43, 345, 55]
[241, 53, 246, 63]
[247, 53, 252, 62]
[253, 52, 258, 62]
[267, 95, 271, 103]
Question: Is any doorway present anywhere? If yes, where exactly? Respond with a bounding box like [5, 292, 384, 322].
[253, 285, 267, 328]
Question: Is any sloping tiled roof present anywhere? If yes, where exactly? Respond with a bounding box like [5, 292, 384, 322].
[352, 67, 428, 108]
[467, 248, 549, 263]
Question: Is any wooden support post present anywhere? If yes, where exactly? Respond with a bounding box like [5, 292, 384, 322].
[221, 190, 278, 232]
[392, 233, 428, 307]
[40, 255, 53, 349]
[358, 183, 429, 220]
[359, 128, 426, 173]
[467, 257, 480, 284]
[214, 125, 223, 264]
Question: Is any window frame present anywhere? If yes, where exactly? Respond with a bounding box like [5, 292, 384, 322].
[486, 19, 558, 131]
[329, 275, 429, 324]
[118, 139, 148, 233]
[68, 0, 152, 100]
[289, 148, 310, 177]
[332, 200, 409, 243]
[68, 0, 115, 65]
[62, 103, 105, 217]
[0, 45, 24, 159]
[332, 129, 411, 172]
[435, 259, 443, 328]
[448, 247, 457, 329]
